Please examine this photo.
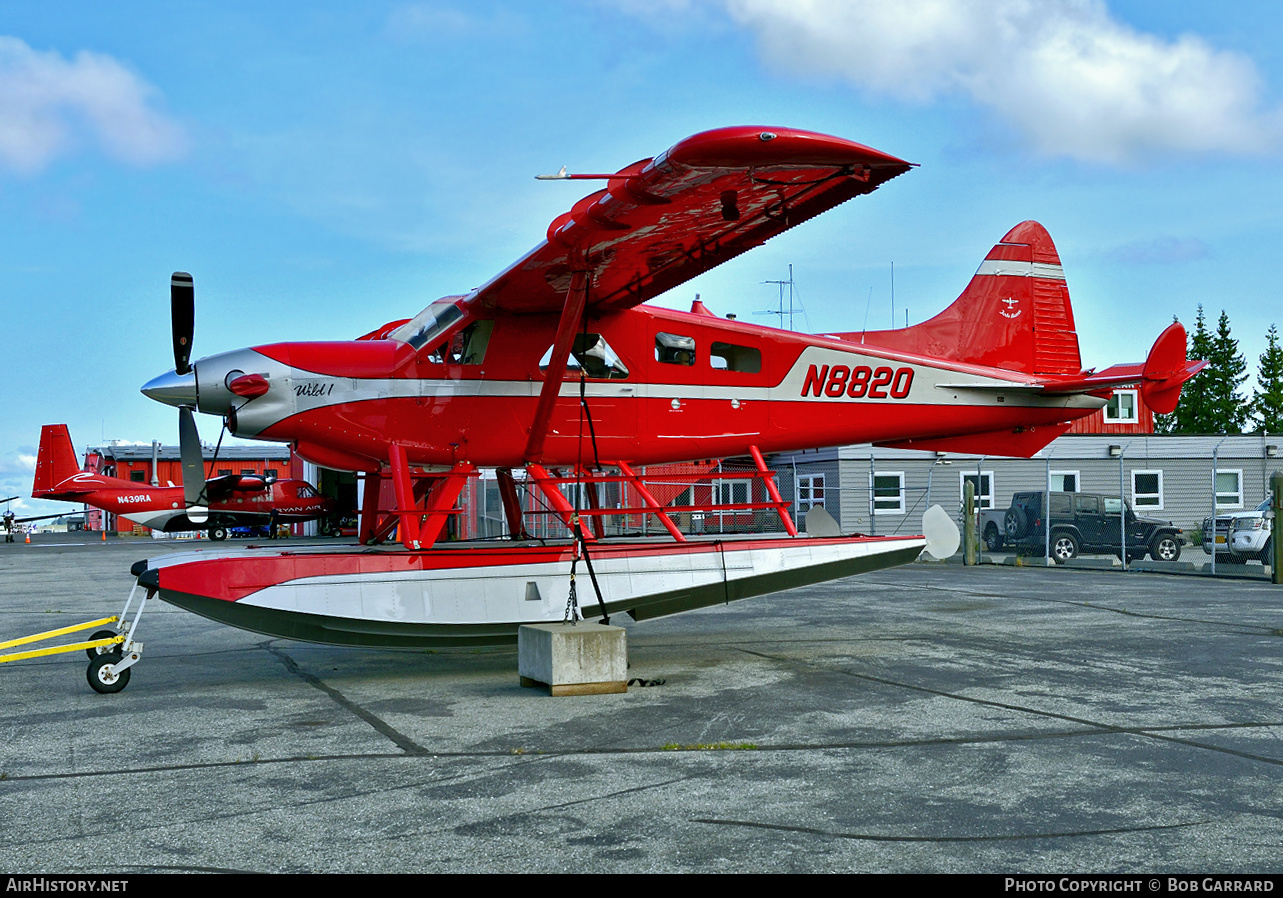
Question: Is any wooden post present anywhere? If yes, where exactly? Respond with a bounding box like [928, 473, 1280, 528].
[1272, 471, 1282, 585]
[963, 480, 976, 566]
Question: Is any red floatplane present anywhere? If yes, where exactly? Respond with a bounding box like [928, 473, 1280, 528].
[31, 424, 335, 540]
[84, 126, 1202, 691]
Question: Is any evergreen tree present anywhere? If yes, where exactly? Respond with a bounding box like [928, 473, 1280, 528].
[1206, 309, 1249, 434]
[1253, 323, 1283, 433]
[1155, 306, 1251, 434]
[1157, 306, 1216, 434]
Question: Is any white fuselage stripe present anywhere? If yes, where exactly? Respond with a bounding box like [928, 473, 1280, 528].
[973, 260, 1065, 280]
[226, 342, 1102, 437]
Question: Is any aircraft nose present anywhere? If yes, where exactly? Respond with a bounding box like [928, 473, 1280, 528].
[141, 368, 198, 408]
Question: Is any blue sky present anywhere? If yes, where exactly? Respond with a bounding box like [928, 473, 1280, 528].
[3, 1, 1282, 514]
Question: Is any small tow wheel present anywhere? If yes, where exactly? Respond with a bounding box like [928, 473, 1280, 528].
[85, 629, 122, 660]
[209, 526, 228, 541]
[87, 654, 130, 694]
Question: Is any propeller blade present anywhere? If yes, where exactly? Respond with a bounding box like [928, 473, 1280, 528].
[178, 406, 208, 524]
[171, 272, 195, 376]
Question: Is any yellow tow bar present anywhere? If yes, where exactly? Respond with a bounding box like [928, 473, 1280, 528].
[0, 616, 123, 664]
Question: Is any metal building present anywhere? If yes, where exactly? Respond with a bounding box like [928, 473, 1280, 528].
[773, 433, 1282, 538]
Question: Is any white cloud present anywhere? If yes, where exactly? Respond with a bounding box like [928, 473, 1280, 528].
[719, 0, 1283, 164]
[0, 36, 188, 174]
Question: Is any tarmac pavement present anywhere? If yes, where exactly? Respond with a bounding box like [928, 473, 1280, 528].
[2, 534, 1283, 873]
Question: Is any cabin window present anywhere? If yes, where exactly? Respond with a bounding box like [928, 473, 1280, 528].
[655, 333, 696, 366]
[1105, 390, 1139, 424]
[539, 334, 629, 380]
[710, 342, 761, 373]
[872, 472, 905, 514]
[1132, 470, 1164, 509]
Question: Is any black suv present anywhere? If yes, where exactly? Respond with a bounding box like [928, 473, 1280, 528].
[1002, 491, 1184, 564]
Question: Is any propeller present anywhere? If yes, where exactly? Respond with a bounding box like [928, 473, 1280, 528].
[171, 272, 195, 376]
[179, 406, 208, 524]
[171, 272, 207, 524]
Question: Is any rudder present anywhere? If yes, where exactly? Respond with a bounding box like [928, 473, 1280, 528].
[32, 424, 85, 496]
[837, 221, 1082, 376]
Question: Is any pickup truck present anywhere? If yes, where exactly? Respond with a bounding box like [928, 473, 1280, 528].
[1202, 495, 1274, 564]
[984, 490, 1184, 564]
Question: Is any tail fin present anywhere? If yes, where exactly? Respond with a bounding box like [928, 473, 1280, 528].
[1142, 321, 1206, 414]
[836, 221, 1082, 375]
[32, 425, 85, 496]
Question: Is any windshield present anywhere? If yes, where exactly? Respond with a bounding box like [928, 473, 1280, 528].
[1256, 495, 1274, 512]
[388, 300, 466, 351]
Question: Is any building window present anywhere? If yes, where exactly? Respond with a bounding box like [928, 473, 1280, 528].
[1051, 471, 1079, 492]
[129, 470, 145, 483]
[797, 474, 825, 512]
[1105, 390, 1139, 424]
[266, 469, 278, 480]
[961, 472, 994, 510]
[872, 472, 905, 514]
[1132, 470, 1163, 509]
[715, 480, 749, 506]
[1215, 470, 1243, 508]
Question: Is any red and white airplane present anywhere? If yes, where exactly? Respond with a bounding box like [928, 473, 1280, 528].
[31, 424, 336, 540]
[109, 126, 1201, 677]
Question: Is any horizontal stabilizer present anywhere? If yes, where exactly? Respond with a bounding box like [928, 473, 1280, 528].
[203, 474, 270, 502]
[935, 323, 1205, 417]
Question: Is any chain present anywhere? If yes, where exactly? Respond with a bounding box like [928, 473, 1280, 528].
[563, 515, 581, 624]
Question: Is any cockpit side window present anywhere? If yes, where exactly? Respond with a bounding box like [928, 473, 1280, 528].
[539, 333, 629, 380]
[426, 320, 493, 364]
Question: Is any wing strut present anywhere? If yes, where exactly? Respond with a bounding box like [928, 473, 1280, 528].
[523, 267, 590, 463]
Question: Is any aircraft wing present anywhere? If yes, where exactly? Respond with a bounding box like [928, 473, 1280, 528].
[8, 511, 73, 525]
[465, 127, 913, 315]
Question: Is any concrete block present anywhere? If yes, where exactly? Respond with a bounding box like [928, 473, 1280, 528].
[518, 621, 628, 696]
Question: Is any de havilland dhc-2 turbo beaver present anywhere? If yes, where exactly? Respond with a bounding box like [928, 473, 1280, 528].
[63, 126, 1202, 692]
